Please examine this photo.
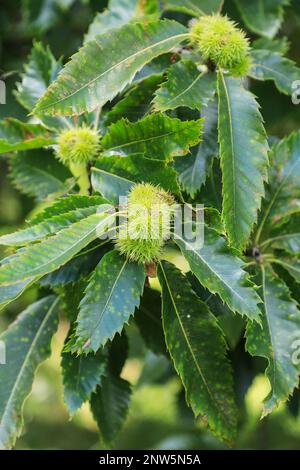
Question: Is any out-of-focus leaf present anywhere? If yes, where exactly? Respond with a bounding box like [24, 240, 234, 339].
[246, 266, 300, 416]
[252, 37, 290, 54]
[256, 131, 300, 243]
[0, 296, 59, 449]
[249, 50, 300, 95]
[15, 41, 62, 111]
[162, 0, 223, 16]
[0, 119, 55, 154]
[9, 150, 73, 202]
[85, 0, 160, 43]
[235, 0, 290, 39]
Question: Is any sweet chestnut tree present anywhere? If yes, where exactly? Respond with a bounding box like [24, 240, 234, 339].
[1, 0, 300, 449]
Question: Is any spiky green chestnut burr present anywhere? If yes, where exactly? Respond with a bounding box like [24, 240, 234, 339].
[190, 14, 250, 75]
[56, 125, 100, 165]
[116, 183, 174, 264]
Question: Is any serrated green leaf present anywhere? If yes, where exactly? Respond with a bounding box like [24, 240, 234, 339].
[90, 374, 131, 446]
[0, 210, 115, 285]
[0, 296, 59, 449]
[92, 167, 132, 206]
[256, 131, 300, 243]
[34, 20, 189, 116]
[39, 243, 112, 288]
[61, 346, 107, 415]
[10, 150, 73, 202]
[217, 72, 269, 250]
[153, 62, 216, 112]
[15, 41, 62, 111]
[0, 119, 55, 154]
[92, 154, 180, 204]
[158, 261, 237, 444]
[105, 75, 162, 125]
[246, 265, 300, 416]
[0, 195, 107, 246]
[85, 0, 160, 44]
[249, 50, 300, 95]
[176, 99, 218, 197]
[174, 225, 262, 322]
[163, 0, 223, 16]
[102, 113, 203, 161]
[73, 250, 145, 353]
[235, 0, 290, 39]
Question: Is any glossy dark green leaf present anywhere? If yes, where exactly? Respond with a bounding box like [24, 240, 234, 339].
[34, 20, 189, 116]
[218, 72, 269, 250]
[158, 261, 237, 444]
[74, 250, 145, 352]
[0, 196, 106, 246]
[0, 296, 59, 449]
[0, 210, 115, 285]
[102, 113, 203, 161]
[153, 62, 216, 112]
[174, 226, 262, 322]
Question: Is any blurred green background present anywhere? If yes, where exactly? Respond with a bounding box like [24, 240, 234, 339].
[1, 0, 300, 450]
